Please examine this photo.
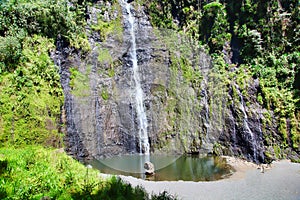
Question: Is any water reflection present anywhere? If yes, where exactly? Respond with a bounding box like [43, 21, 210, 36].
[90, 154, 233, 181]
[154, 156, 232, 181]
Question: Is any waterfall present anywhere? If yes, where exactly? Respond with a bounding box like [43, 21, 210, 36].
[235, 85, 258, 162]
[231, 103, 238, 154]
[203, 87, 210, 141]
[240, 96, 258, 162]
[121, 0, 150, 155]
[199, 70, 213, 152]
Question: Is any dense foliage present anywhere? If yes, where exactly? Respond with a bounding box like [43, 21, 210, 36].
[0, 0, 92, 147]
[145, 0, 300, 152]
[0, 2, 179, 199]
[0, 146, 177, 199]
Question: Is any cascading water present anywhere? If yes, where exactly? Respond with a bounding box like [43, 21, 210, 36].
[203, 84, 210, 141]
[199, 68, 213, 152]
[230, 101, 238, 154]
[235, 85, 258, 162]
[121, 0, 150, 155]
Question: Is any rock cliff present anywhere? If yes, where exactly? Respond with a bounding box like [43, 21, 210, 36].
[53, 0, 298, 163]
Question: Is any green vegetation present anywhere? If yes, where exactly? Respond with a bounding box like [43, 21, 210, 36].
[145, 0, 299, 154]
[101, 87, 110, 100]
[0, 0, 89, 53]
[91, 3, 123, 42]
[97, 48, 116, 78]
[70, 66, 91, 97]
[0, 0, 94, 147]
[0, 35, 63, 147]
[0, 146, 177, 199]
[98, 48, 113, 64]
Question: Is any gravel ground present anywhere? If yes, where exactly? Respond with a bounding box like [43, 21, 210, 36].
[118, 158, 300, 200]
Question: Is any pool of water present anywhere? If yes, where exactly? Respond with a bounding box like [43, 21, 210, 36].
[89, 154, 233, 181]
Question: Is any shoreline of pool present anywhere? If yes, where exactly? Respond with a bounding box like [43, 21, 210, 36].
[113, 158, 300, 200]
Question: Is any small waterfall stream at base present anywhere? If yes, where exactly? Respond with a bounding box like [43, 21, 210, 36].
[235, 85, 258, 163]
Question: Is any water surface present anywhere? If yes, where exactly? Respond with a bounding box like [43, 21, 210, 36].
[90, 154, 233, 181]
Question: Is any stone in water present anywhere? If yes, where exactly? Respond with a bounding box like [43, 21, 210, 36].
[144, 161, 155, 175]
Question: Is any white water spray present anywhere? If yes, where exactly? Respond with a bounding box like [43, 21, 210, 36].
[235, 85, 258, 162]
[121, 0, 150, 155]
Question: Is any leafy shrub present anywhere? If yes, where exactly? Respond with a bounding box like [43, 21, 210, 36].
[0, 35, 63, 147]
[0, 146, 177, 200]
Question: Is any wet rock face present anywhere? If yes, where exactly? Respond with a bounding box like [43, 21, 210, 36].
[53, 1, 296, 163]
[54, 1, 160, 160]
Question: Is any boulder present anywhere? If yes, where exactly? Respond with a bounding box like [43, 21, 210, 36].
[144, 161, 155, 175]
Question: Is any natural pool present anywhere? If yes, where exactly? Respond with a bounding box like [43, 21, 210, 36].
[89, 154, 233, 181]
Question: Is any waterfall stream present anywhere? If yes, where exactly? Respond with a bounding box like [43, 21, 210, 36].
[121, 0, 150, 155]
[240, 96, 258, 162]
[235, 85, 258, 162]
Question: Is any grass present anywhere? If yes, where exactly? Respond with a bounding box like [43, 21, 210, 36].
[0, 146, 177, 200]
